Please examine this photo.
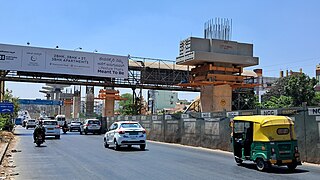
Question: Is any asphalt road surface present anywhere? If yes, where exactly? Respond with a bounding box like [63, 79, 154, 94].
[11, 126, 320, 180]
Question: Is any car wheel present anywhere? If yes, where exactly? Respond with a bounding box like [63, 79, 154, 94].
[56, 135, 60, 139]
[128, 145, 132, 148]
[140, 144, 146, 150]
[104, 139, 109, 148]
[114, 140, 120, 151]
[84, 129, 88, 135]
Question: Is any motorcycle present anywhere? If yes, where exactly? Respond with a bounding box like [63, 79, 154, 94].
[35, 134, 44, 147]
[63, 127, 68, 134]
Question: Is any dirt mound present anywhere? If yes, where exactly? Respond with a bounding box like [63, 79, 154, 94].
[0, 131, 14, 143]
[0, 131, 18, 179]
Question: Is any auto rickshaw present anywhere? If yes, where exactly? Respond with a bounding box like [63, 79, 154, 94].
[230, 115, 301, 171]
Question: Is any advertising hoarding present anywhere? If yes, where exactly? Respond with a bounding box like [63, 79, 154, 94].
[0, 43, 128, 78]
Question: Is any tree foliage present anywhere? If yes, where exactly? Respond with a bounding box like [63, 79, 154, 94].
[262, 77, 287, 102]
[0, 89, 20, 130]
[118, 93, 138, 115]
[262, 73, 317, 107]
[312, 92, 320, 106]
[262, 96, 293, 108]
[232, 90, 257, 110]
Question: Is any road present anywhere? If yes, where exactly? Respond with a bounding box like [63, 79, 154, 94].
[11, 127, 320, 180]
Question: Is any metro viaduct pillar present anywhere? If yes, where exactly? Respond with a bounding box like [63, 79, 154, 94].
[0, 71, 5, 102]
[73, 90, 81, 119]
[0, 80, 4, 102]
[62, 99, 72, 120]
[85, 86, 94, 117]
[200, 84, 232, 112]
[103, 97, 115, 117]
[97, 89, 125, 117]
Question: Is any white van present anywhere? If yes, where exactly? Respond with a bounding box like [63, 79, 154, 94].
[55, 115, 66, 127]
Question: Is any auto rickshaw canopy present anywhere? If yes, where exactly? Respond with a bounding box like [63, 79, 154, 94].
[233, 115, 296, 142]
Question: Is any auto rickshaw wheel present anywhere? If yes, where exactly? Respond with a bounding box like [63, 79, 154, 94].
[256, 158, 267, 171]
[235, 157, 243, 164]
[287, 163, 297, 171]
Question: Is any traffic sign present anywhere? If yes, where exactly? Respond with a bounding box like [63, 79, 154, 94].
[0, 102, 14, 113]
[18, 99, 64, 106]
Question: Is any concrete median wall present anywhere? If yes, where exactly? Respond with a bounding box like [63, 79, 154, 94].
[102, 106, 320, 164]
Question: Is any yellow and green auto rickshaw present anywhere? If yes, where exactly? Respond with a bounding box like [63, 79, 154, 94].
[230, 115, 301, 171]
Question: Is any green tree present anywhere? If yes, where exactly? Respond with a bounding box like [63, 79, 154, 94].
[262, 77, 287, 102]
[118, 93, 138, 115]
[0, 89, 20, 130]
[312, 92, 320, 106]
[262, 95, 293, 108]
[262, 73, 317, 107]
[284, 73, 317, 106]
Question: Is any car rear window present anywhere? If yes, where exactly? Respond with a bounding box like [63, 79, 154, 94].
[72, 122, 81, 124]
[28, 120, 35, 122]
[44, 121, 58, 125]
[88, 120, 100, 125]
[120, 123, 141, 128]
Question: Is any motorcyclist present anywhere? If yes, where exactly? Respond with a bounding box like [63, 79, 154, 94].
[33, 120, 46, 143]
[63, 121, 68, 131]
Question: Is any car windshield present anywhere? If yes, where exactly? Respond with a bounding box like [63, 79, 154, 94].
[88, 120, 100, 125]
[120, 123, 141, 128]
[44, 121, 58, 125]
[71, 122, 81, 124]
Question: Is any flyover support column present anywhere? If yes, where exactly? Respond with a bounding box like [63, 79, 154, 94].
[103, 98, 115, 117]
[0, 80, 4, 102]
[63, 99, 72, 120]
[73, 90, 81, 119]
[85, 86, 94, 117]
[200, 84, 232, 112]
[0, 71, 5, 102]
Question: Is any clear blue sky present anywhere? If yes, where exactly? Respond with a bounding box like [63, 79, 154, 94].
[2, 0, 320, 100]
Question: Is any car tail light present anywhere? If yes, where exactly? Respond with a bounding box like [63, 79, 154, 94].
[55, 125, 60, 128]
[118, 130, 125, 134]
[142, 129, 146, 134]
[86, 124, 89, 127]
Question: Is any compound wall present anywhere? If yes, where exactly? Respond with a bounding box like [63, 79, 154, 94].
[103, 106, 320, 164]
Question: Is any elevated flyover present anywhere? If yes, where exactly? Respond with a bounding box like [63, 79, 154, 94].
[0, 56, 197, 92]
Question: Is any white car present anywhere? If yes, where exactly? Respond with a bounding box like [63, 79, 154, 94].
[26, 119, 37, 129]
[43, 120, 60, 139]
[81, 119, 101, 135]
[104, 121, 146, 150]
[68, 121, 82, 132]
